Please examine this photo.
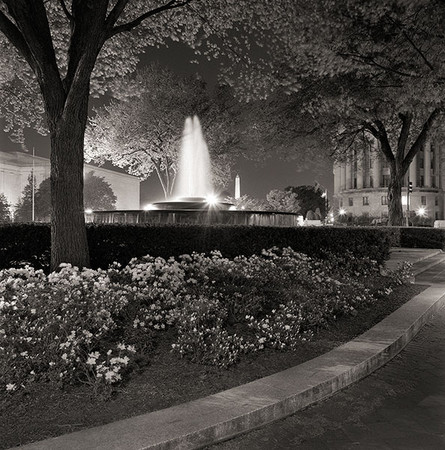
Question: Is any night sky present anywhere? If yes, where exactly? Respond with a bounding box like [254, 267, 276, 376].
[0, 42, 333, 206]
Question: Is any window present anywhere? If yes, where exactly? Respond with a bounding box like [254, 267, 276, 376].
[381, 196, 388, 205]
[435, 197, 439, 206]
[382, 175, 390, 187]
[363, 196, 369, 206]
[348, 198, 353, 207]
[353, 178, 357, 189]
[420, 176, 424, 187]
[420, 158, 424, 169]
[421, 196, 427, 205]
[369, 176, 374, 188]
[340, 199, 343, 207]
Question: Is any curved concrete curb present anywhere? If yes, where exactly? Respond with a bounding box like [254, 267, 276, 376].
[17, 284, 445, 450]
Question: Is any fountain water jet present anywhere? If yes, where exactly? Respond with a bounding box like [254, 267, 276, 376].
[153, 115, 232, 210]
[175, 115, 212, 199]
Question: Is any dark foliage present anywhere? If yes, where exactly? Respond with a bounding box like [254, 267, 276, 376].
[0, 224, 397, 272]
[398, 227, 445, 249]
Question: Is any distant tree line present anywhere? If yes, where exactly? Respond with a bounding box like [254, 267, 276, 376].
[225, 184, 326, 219]
[0, 171, 116, 223]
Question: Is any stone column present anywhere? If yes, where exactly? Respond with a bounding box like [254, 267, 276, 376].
[333, 163, 341, 194]
[356, 150, 363, 189]
[409, 154, 417, 187]
[340, 162, 346, 190]
[424, 141, 431, 187]
[434, 142, 440, 188]
[372, 151, 381, 188]
[345, 155, 352, 190]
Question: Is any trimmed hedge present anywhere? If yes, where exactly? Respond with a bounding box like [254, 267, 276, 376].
[0, 223, 395, 271]
[399, 227, 445, 249]
[0, 223, 50, 271]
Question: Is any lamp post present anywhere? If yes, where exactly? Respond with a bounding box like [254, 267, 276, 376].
[406, 179, 412, 227]
[31, 147, 35, 222]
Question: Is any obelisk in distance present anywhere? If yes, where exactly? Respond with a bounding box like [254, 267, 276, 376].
[235, 174, 240, 199]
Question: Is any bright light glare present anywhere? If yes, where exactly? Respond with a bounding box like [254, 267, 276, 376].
[143, 203, 156, 211]
[205, 193, 219, 205]
[417, 206, 426, 217]
[339, 208, 346, 215]
[85, 208, 93, 214]
[229, 205, 237, 211]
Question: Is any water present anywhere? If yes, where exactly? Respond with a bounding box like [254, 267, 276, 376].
[174, 116, 213, 199]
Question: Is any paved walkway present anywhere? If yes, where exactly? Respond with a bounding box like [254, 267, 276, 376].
[209, 256, 445, 449]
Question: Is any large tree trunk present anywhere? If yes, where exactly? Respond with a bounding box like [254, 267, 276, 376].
[49, 90, 90, 271]
[387, 161, 404, 226]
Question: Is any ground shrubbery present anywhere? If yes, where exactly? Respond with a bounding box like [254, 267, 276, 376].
[0, 248, 412, 398]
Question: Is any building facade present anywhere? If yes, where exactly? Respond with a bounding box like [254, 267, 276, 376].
[333, 139, 444, 221]
[0, 151, 140, 211]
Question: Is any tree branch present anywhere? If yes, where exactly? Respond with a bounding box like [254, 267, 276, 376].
[107, 0, 194, 38]
[338, 52, 416, 78]
[374, 120, 395, 162]
[0, 9, 36, 72]
[396, 112, 413, 163]
[403, 108, 443, 173]
[59, 0, 73, 22]
[105, 0, 129, 29]
[385, 14, 434, 71]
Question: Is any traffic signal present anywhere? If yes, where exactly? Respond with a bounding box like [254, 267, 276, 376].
[408, 181, 413, 193]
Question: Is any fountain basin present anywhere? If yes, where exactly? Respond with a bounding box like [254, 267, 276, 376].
[85, 209, 301, 227]
[152, 197, 233, 211]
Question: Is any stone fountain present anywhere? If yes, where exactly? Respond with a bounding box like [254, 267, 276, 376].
[87, 116, 300, 227]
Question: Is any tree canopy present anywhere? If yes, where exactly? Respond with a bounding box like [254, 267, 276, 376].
[286, 185, 326, 218]
[265, 189, 300, 213]
[230, 0, 445, 225]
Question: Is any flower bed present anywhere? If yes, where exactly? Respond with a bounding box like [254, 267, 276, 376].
[0, 247, 412, 400]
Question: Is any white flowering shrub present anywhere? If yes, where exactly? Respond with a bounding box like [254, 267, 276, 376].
[171, 294, 249, 368]
[0, 264, 133, 395]
[0, 247, 413, 395]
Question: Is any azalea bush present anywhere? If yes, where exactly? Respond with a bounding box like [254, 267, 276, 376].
[0, 248, 413, 396]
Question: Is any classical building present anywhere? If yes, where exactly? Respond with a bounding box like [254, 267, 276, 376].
[0, 151, 140, 211]
[333, 139, 444, 221]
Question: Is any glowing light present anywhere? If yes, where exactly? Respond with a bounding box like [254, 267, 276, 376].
[402, 195, 408, 206]
[85, 208, 93, 214]
[143, 204, 155, 211]
[416, 207, 426, 217]
[205, 193, 219, 205]
[339, 208, 346, 215]
[229, 205, 237, 211]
